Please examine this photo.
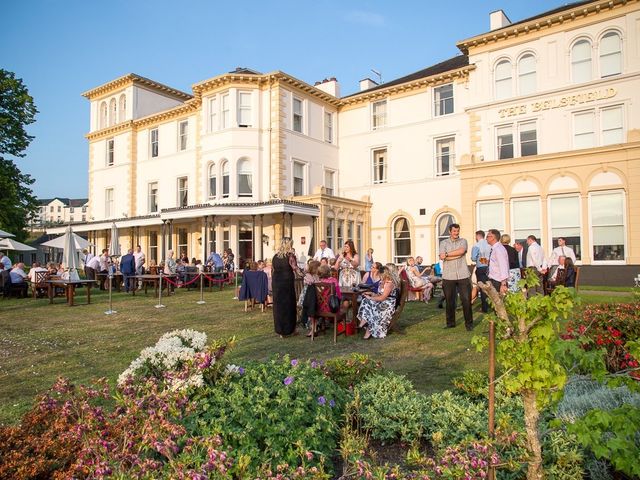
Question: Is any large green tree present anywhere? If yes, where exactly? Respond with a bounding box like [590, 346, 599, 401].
[0, 69, 38, 241]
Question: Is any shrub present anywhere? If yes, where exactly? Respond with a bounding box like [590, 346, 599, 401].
[188, 356, 346, 477]
[542, 429, 584, 480]
[424, 390, 488, 446]
[322, 353, 382, 389]
[354, 372, 428, 443]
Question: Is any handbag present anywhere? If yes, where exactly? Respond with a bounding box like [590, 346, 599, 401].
[328, 294, 340, 313]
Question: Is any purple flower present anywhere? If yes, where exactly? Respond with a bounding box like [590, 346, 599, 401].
[238, 367, 245, 375]
[317, 395, 326, 405]
[329, 399, 336, 408]
[290, 359, 299, 367]
[310, 360, 319, 368]
[284, 376, 294, 386]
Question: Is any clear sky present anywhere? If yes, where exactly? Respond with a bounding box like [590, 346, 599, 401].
[2, 0, 567, 199]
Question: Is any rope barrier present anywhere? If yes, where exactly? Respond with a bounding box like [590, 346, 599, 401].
[162, 273, 202, 287]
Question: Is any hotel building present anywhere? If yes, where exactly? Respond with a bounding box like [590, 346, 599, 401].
[49, 0, 640, 283]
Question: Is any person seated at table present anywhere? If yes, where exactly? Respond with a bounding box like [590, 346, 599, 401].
[415, 256, 428, 274]
[176, 259, 187, 285]
[357, 266, 398, 339]
[320, 257, 329, 267]
[361, 261, 382, 291]
[57, 263, 66, 275]
[333, 240, 361, 287]
[147, 259, 158, 274]
[404, 257, 433, 302]
[195, 259, 204, 273]
[307, 264, 343, 336]
[28, 262, 49, 297]
[9, 262, 29, 297]
[180, 251, 189, 264]
[563, 257, 576, 288]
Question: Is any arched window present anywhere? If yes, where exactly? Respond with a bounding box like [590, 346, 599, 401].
[118, 94, 126, 123]
[571, 39, 592, 83]
[221, 161, 230, 198]
[99, 102, 108, 129]
[392, 217, 411, 264]
[518, 54, 536, 95]
[436, 213, 455, 249]
[600, 31, 621, 77]
[237, 158, 252, 197]
[208, 163, 216, 199]
[109, 98, 117, 126]
[494, 60, 512, 100]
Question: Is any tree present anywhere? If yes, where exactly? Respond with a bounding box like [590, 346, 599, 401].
[0, 69, 38, 241]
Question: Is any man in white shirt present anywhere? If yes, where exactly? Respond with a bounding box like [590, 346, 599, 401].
[134, 245, 146, 274]
[9, 262, 28, 297]
[525, 235, 546, 296]
[313, 240, 336, 261]
[85, 254, 101, 281]
[27, 262, 48, 282]
[0, 252, 12, 270]
[486, 229, 509, 296]
[549, 237, 577, 265]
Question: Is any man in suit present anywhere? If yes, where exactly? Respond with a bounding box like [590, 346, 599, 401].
[120, 248, 136, 293]
[514, 241, 527, 268]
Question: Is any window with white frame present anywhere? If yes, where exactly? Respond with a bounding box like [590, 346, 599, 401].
[105, 188, 114, 218]
[372, 148, 387, 184]
[372, 100, 387, 129]
[435, 136, 455, 176]
[336, 221, 343, 248]
[293, 161, 305, 196]
[497, 125, 514, 159]
[601, 106, 624, 145]
[518, 54, 536, 95]
[497, 121, 537, 159]
[549, 195, 581, 260]
[520, 121, 538, 156]
[392, 217, 411, 264]
[356, 223, 363, 257]
[109, 98, 117, 126]
[599, 31, 621, 77]
[237, 91, 252, 127]
[118, 94, 126, 123]
[293, 97, 303, 133]
[149, 231, 158, 262]
[512, 198, 541, 243]
[434, 84, 454, 116]
[150, 128, 159, 157]
[591, 190, 625, 261]
[326, 218, 334, 249]
[222, 161, 230, 198]
[209, 96, 217, 131]
[221, 93, 230, 129]
[477, 201, 504, 232]
[573, 106, 623, 148]
[573, 110, 595, 148]
[571, 39, 592, 83]
[177, 177, 188, 207]
[324, 111, 333, 143]
[208, 164, 216, 199]
[148, 182, 158, 213]
[99, 102, 107, 129]
[495, 60, 512, 100]
[106, 138, 114, 166]
[177, 228, 188, 258]
[238, 159, 252, 197]
[179, 120, 188, 151]
[324, 169, 335, 196]
[437, 214, 456, 247]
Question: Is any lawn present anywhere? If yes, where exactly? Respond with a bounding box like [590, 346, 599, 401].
[0, 285, 633, 425]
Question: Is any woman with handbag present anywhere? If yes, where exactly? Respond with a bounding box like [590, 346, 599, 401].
[272, 237, 301, 337]
[307, 264, 342, 336]
[357, 266, 398, 339]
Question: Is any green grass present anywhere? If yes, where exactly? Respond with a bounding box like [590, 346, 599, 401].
[580, 285, 637, 293]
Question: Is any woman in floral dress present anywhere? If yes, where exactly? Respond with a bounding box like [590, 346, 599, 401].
[333, 239, 361, 287]
[357, 267, 398, 339]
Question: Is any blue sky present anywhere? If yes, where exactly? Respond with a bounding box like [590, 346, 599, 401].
[2, 0, 566, 199]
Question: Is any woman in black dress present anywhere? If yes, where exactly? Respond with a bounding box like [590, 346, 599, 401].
[272, 237, 300, 336]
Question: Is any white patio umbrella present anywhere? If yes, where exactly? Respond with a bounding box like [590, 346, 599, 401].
[109, 223, 121, 257]
[41, 232, 92, 250]
[0, 229, 16, 239]
[0, 238, 37, 252]
[62, 226, 80, 280]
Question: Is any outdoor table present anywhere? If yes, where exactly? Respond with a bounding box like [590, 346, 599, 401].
[47, 279, 97, 306]
[131, 274, 178, 296]
[202, 271, 229, 291]
[340, 286, 361, 323]
[97, 272, 123, 292]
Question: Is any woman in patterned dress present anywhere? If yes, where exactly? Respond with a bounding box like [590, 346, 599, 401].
[333, 239, 361, 287]
[357, 267, 398, 339]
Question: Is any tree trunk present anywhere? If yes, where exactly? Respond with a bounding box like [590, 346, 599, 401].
[522, 389, 544, 480]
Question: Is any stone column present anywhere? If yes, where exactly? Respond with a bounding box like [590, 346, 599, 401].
[259, 214, 264, 260]
[288, 212, 294, 238]
[251, 214, 256, 261]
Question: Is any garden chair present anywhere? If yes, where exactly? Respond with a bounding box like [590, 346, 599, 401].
[399, 268, 428, 301]
[312, 282, 347, 343]
[239, 270, 269, 312]
[388, 279, 408, 334]
[31, 271, 49, 298]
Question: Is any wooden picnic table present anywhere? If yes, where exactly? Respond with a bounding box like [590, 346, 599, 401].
[47, 279, 97, 306]
[97, 272, 123, 292]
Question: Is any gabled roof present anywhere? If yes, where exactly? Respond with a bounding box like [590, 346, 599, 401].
[82, 73, 193, 101]
[229, 67, 262, 75]
[68, 199, 88, 207]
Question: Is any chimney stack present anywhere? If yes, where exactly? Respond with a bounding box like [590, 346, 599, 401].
[490, 9, 511, 31]
[359, 78, 378, 92]
[314, 77, 340, 97]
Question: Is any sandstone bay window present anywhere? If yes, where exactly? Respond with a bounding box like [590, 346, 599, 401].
[477, 201, 504, 233]
[105, 188, 114, 218]
[433, 83, 454, 116]
[293, 161, 305, 196]
[150, 128, 159, 158]
[435, 136, 455, 176]
[238, 159, 252, 197]
[372, 100, 387, 129]
[511, 198, 541, 244]
[590, 190, 625, 262]
[293, 97, 303, 133]
[148, 182, 158, 213]
[222, 162, 230, 198]
[237, 91, 252, 127]
[549, 195, 581, 260]
[208, 164, 217, 199]
[372, 148, 387, 184]
[392, 217, 411, 264]
[179, 120, 188, 151]
[177, 177, 188, 208]
[106, 138, 114, 166]
[571, 39, 592, 83]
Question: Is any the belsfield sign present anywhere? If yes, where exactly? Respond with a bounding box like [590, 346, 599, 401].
[498, 87, 617, 118]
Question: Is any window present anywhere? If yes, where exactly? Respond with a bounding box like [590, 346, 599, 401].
[50, 206, 53, 212]
[497, 125, 514, 159]
[601, 106, 623, 145]
[591, 190, 624, 261]
[177, 177, 188, 208]
[105, 188, 114, 218]
[149, 231, 158, 262]
[293, 161, 305, 196]
[238, 91, 252, 127]
[520, 121, 538, 156]
[106, 139, 114, 166]
[99, 102, 107, 129]
[356, 223, 363, 258]
[109, 98, 117, 126]
[293, 97, 303, 133]
[512, 198, 541, 243]
[348, 221, 354, 243]
[222, 161, 230, 198]
[179, 120, 188, 151]
[326, 218, 334, 249]
[82, 206, 87, 213]
[177, 228, 188, 258]
[372, 100, 387, 129]
[549, 195, 581, 260]
[572, 39, 592, 83]
[574, 111, 595, 148]
[238, 159, 252, 197]
[435, 136, 455, 176]
[477, 201, 504, 232]
[70, 207, 75, 213]
[209, 96, 217, 131]
[574, 106, 623, 148]
[208, 164, 217, 198]
[58, 206, 61, 212]
[434, 84, 454, 116]
[495, 60, 512, 99]
[324, 169, 335, 196]
[324, 111, 333, 143]
[518, 54, 536, 95]
[392, 217, 411, 264]
[600, 31, 621, 77]
[223, 226, 230, 252]
[372, 148, 387, 184]
[82, 215, 86, 222]
[238, 221, 253, 261]
[497, 121, 537, 159]
[118, 94, 126, 123]
[148, 182, 158, 213]
[337, 221, 344, 249]
[150, 128, 159, 157]
[208, 226, 216, 256]
[70, 216, 74, 222]
[221, 93, 230, 129]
